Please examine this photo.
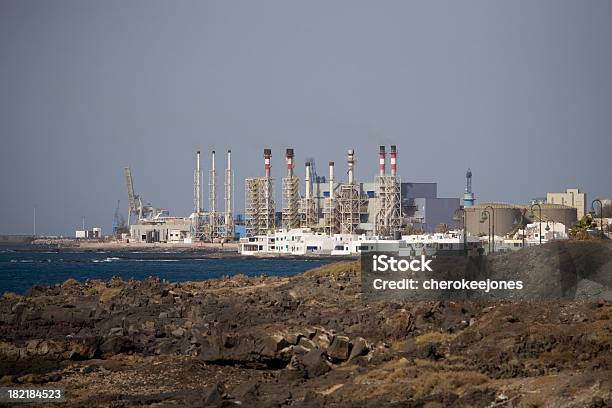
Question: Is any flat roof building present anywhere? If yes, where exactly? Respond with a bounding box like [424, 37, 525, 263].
[547, 188, 586, 220]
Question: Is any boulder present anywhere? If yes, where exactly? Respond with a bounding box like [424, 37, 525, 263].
[348, 337, 369, 361]
[201, 383, 224, 406]
[301, 348, 331, 378]
[313, 333, 331, 349]
[298, 337, 317, 350]
[262, 334, 289, 357]
[327, 335, 351, 362]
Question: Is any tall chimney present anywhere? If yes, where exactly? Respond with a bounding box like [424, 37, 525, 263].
[195, 150, 201, 213]
[286, 148, 294, 178]
[379, 145, 386, 176]
[264, 148, 271, 178]
[305, 161, 312, 199]
[390, 145, 397, 177]
[224, 149, 232, 227]
[347, 149, 355, 185]
[329, 161, 335, 200]
[210, 150, 216, 215]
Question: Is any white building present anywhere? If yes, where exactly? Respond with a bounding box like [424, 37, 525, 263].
[75, 227, 102, 239]
[240, 229, 482, 256]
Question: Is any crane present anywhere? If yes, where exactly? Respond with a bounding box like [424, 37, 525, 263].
[123, 166, 168, 224]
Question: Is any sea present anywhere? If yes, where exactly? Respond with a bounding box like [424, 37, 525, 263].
[0, 245, 332, 295]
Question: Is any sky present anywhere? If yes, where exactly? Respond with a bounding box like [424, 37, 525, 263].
[1, 0, 611, 235]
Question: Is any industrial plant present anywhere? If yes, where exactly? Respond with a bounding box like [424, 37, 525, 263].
[120, 144, 475, 247]
[118, 144, 595, 256]
[125, 149, 234, 243]
[245, 145, 403, 238]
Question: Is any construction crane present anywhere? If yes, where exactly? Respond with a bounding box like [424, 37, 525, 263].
[124, 167, 141, 225]
[123, 167, 168, 225]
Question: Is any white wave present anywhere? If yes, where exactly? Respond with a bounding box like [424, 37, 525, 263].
[92, 257, 121, 263]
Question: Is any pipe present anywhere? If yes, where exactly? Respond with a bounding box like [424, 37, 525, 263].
[211, 150, 216, 213]
[286, 148, 294, 178]
[195, 150, 201, 213]
[305, 161, 312, 199]
[329, 161, 335, 200]
[347, 149, 355, 185]
[390, 145, 397, 177]
[225, 149, 232, 227]
[264, 148, 271, 178]
[379, 145, 386, 176]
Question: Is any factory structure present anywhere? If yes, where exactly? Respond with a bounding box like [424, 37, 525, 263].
[243, 145, 461, 238]
[118, 143, 592, 254]
[126, 149, 235, 243]
[245, 146, 406, 238]
[124, 144, 464, 244]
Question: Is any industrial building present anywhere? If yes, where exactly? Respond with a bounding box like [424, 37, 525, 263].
[126, 149, 235, 243]
[547, 188, 587, 219]
[245, 146, 403, 237]
[75, 227, 102, 239]
[244, 145, 460, 238]
[400, 182, 460, 232]
[124, 144, 464, 244]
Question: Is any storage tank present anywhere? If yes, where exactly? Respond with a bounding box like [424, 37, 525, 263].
[464, 203, 523, 237]
[522, 203, 577, 228]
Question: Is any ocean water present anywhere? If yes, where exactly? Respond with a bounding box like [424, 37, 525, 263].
[0, 247, 332, 295]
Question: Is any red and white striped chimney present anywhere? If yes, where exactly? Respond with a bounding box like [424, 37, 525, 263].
[285, 148, 294, 178]
[264, 148, 271, 178]
[390, 145, 397, 177]
[378, 145, 386, 176]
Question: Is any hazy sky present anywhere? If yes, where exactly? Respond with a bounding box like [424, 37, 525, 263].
[1, 0, 611, 235]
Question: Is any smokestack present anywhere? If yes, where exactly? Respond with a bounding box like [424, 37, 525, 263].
[379, 145, 386, 176]
[329, 161, 335, 200]
[195, 150, 201, 213]
[225, 149, 232, 227]
[305, 160, 312, 199]
[210, 150, 217, 215]
[347, 149, 355, 185]
[286, 148, 294, 178]
[264, 148, 271, 178]
[390, 145, 397, 177]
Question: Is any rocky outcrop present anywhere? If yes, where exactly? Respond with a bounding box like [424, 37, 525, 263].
[1, 243, 611, 407]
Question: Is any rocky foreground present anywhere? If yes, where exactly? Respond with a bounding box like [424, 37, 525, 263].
[1, 243, 611, 407]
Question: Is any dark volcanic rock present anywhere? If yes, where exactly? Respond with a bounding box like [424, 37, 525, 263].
[327, 335, 351, 362]
[1, 242, 611, 407]
[301, 348, 331, 378]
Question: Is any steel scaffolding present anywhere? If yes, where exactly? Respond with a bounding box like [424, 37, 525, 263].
[282, 175, 300, 230]
[323, 196, 339, 235]
[375, 175, 402, 236]
[299, 197, 318, 229]
[338, 184, 364, 234]
[223, 150, 234, 240]
[245, 177, 275, 237]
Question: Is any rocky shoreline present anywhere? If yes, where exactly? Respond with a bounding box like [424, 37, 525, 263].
[1, 242, 611, 407]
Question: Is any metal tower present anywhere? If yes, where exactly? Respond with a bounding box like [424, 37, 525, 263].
[245, 149, 275, 236]
[223, 149, 234, 240]
[282, 148, 300, 230]
[323, 161, 340, 235]
[299, 160, 318, 229]
[375, 146, 402, 236]
[338, 149, 365, 234]
[463, 168, 475, 207]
